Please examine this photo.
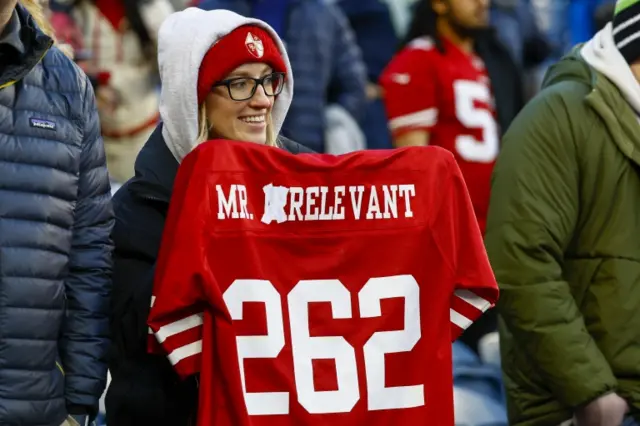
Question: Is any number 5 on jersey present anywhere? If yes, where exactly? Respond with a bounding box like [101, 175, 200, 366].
[454, 80, 499, 163]
[223, 275, 424, 416]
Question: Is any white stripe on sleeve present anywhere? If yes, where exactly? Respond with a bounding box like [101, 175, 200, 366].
[388, 108, 438, 131]
[450, 309, 473, 330]
[167, 340, 203, 366]
[454, 289, 491, 313]
[154, 313, 204, 343]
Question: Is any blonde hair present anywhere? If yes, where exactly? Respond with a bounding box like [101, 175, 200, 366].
[196, 102, 278, 147]
[20, 0, 74, 58]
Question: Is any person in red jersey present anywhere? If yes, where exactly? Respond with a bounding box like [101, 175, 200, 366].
[380, 0, 523, 236]
[380, 0, 523, 361]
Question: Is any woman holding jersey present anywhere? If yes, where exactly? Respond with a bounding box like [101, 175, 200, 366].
[106, 8, 311, 425]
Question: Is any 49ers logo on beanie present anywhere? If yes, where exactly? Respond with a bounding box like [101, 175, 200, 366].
[245, 32, 264, 58]
[197, 25, 287, 104]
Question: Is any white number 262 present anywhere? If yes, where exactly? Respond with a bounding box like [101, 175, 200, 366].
[222, 275, 424, 415]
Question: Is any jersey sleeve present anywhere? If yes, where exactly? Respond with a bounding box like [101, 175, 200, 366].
[433, 156, 499, 341]
[147, 148, 215, 379]
[379, 39, 439, 138]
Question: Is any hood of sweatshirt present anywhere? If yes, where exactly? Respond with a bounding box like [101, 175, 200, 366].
[581, 22, 640, 114]
[156, 7, 293, 163]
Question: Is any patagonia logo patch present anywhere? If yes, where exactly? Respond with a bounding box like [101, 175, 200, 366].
[29, 118, 56, 131]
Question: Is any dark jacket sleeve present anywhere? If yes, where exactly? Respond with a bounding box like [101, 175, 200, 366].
[327, 3, 367, 121]
[60, 75, 114, 411]
[108, 253, 198, 425]
[107, 192, 199, 424]
[485, 84, 616, 408]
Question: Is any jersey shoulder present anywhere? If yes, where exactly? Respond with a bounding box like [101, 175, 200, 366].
[406, 36, 438, 52]
[395, 36, 441, 62]
[395, 146, 457, 180]
[400, 36, 474, 70]
[382, 37, 443, 84]
[391, 146, 462, 226]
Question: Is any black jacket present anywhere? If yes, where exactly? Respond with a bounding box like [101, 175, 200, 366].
[457, 29, 525, 353]
[106, 126, 312, 426]
[475, 29, 525, 139]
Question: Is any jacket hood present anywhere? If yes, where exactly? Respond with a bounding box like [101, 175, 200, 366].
[542, 22, 640, 106]
[157, 7, 294, 163]
[580, 23, 640, 114]
[540, 25, 640, 166]
[539, 48, 593, 90]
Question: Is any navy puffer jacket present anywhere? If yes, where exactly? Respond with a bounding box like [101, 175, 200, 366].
[0, 5, 113, 425]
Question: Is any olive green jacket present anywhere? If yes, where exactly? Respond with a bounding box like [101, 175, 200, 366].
[486, 46, 640, 425]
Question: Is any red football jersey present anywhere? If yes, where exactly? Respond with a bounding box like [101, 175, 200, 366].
[380, 36, 499, 234]
[148, 140, 498, 426]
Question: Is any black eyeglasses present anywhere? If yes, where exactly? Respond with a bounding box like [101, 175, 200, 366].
[212, 72, 286, 101]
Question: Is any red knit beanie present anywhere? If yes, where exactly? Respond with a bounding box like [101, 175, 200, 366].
[197, 25, 287, 105]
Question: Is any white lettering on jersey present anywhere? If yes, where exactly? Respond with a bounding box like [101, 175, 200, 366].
[217, 184, 416, 224]
[304, 186, 320, 221]
[398, 184, 416, 218]
[382, 185, 398, 219]
[288, 187, 304, 221]
[365, 186, 381, 220]
[261, 184, 416, 222]
[318, 186, 333, 220]
[349, 185, 365, 219]
[333, 186, 346, 220]
[217, 184, 252, 220]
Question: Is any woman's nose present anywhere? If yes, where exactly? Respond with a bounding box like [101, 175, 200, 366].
[249, 84, 272, 108]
